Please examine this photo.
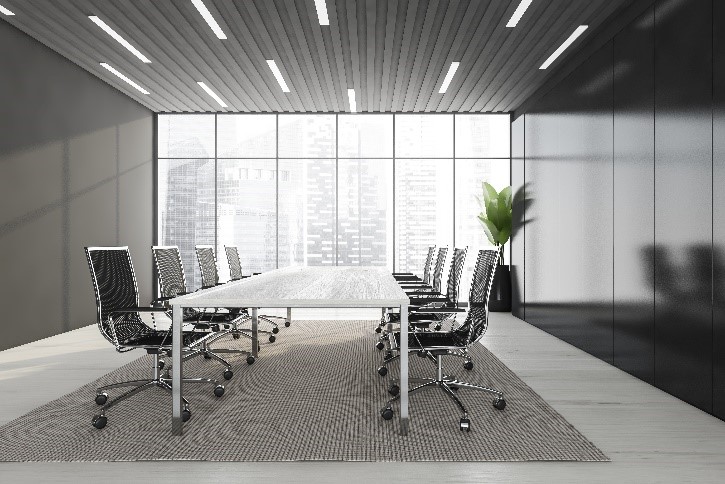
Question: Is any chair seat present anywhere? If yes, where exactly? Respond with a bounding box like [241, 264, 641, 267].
[394, 330, 468, 349]
[120, 330, 207, 348]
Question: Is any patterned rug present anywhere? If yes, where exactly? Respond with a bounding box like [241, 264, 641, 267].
[0, 320, 607, 462]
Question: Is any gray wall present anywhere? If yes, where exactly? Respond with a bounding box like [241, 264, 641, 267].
[0, 20, 154, 351]
[512, 0, 725, 419]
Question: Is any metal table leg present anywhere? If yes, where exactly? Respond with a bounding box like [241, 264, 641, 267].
[172, 304, 183, 435]
[252, 308, 259, 358]
[399, 303, 409, 435]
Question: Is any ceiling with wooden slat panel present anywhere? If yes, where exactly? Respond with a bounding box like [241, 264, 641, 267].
[0, 0, 632, 113]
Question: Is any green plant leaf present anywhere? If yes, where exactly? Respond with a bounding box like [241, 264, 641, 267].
[498, 226, 511, 245]
[478, 215, 498, 246]
[485, 199, 500, 228]
[498, 186, 512, 210]
[483, 182, 498, 205]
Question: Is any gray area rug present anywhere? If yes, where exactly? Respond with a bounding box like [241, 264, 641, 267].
[0, 320, 607, 462]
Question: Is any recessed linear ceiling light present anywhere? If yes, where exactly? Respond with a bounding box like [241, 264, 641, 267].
[100, 63, 149, 94]
[539, 25, 588, 70]
[191, 0, 227, 40]
[314, 0, 329, 25]
[89, 16, 151, 63]
[347, 89, 357, 113]
[197, 81, 228, 108]
[0, 3, 15, 15]
[506, 0, 533, 28]
[438, 61, 460, 94]
[267, 60, 291, 93]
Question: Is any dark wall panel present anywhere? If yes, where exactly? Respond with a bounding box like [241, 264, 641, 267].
[612, 7, 655, 384]
[0, 21, 153, 351]
[653, 0, 713, 412]
[511, 115, 525, 320]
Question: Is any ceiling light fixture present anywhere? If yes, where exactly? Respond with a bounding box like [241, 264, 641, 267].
[191, 0, 227, 39]
[539, 25, 588, 70]
[197, 81, 228, 108]
[506, 0, 533, 28]
[347, 89, 357, 113]
[89, 16, 151, 63]
[314, 0, 329, 25]
[267, 60, 291, 92]
[438, 62, 460, 94]
[100, 63, 149, 94]
[0, 3, 15, 15]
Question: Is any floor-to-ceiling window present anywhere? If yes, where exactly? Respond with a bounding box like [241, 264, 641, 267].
[157, 113, 510, 298]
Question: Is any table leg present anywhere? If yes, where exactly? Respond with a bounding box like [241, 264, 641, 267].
[172, 305, 183, 436]
[286, 307, 292, 327]
[399, 303, 409, 435]
[252, 308, 259, 358]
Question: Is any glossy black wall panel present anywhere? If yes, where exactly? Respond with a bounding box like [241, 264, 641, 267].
[523, 44, 614, 363]
[713, 0, 725, 419]
[511, 115, 525, 320]
[612, 7, 655, 384]
[653, 0, 712, 412]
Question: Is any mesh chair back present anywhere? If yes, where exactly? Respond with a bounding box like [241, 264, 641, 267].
[431, 247, 448, 293]
[196, 245, 219, 288]
[422, 246, 436, 285]
[225, 246, 243, 281]
[444, 247, 468, 305]
[152, 246, 187, 298]
[456, 249, 500, 346]
[85, 247, 145, 346]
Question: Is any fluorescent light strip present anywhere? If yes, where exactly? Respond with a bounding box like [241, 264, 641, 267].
[191, 0, 227, 39]
[197, 81, 227, 108]
[89, 16, 151, 63]
[540, 25, 588, 70]
[347, 89, 357, 113]
[438, 61, 460, 94]
[506, 0, 533, 28]
[267, 60, 290, 92]
[314, 0, 329, 25]
[0, 3, 15, 15]
[100, 63, 149, 94]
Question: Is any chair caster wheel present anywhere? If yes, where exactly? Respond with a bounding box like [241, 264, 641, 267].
[417, 350, 427, 358]
[246, 355, 256, 365]
[233, 334, 241, 340]
[381, 407, 394, 420]
[384, 351, 394, 361]
[463, 361, 473, 371]
[388, 384, 400, 396]
[203, 353, 212, 359]
[92, 414, 107, 429]
[375, 326, 382, 333]
[493, 398, 506, 410]
[460, 417, 471, 432]
[375, 341, 385, 351]
[223, 369, 233, 380]
[434, 324, 442, 331]
[268, 335, 276, 343]
[95, 392, 108, 405]
[272, 326, 279, 334]
[182, 408, 191, 422]
[214, 385, 225, 397]
[377, 366, 388, 377]
[158, 360, 165, 370]
[284, 321, 291, 327]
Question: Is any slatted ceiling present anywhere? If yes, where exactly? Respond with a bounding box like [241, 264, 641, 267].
[0, 0, 632, 113]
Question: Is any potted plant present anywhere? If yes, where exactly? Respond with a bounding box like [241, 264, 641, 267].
[477, 182, 512, 312]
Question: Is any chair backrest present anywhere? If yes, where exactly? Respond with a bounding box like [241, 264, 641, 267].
[152, 246, 188, 298]
[422, 245, 436, 285]
[196, 245, 219, 288]
[457, 249, 500, 346]
[431, 247, 448, 293]
[225, 245, 243, 281]
[85, 246, 143, 346]
[444, 247, 468, 305]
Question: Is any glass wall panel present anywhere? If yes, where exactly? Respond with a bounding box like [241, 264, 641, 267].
[158, 158, 215, 290]
[278, 115, 336, 158]
[395, 115, 453, 158]
[217, 114, 276, 158]
[278, 159, 336, 266]
[394, 159, 454, 273]
[216, 159, 277, 280]
[337, 159, 393, 268]
[338, 114, 394, 158]
[455, 114, 511, 158]
[158, 114, 215, 158]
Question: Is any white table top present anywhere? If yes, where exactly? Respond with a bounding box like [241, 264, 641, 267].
[169, 266, 410, 308]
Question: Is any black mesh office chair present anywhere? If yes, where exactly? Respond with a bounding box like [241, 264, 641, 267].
[399, 246, 448, 294]
[86, 246, 225, 430]
[379, 249, 506, 432]
[392, 246, 436, 284]
[153, 246, 255, 371]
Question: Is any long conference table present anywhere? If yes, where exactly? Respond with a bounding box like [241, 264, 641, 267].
[169, 266, 411, 436]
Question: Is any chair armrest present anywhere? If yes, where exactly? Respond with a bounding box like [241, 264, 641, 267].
[110, 307, 168, 314]
[241, 275, 252, 279]
[413, 307, 465, 313]
[409, 296, 449, 304]
[253, 272, 261, 276]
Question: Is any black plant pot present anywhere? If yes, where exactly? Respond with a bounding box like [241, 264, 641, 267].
[489, 265, 511, 312]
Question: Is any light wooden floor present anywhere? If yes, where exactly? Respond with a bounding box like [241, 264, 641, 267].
[1, 309, 725, 483]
